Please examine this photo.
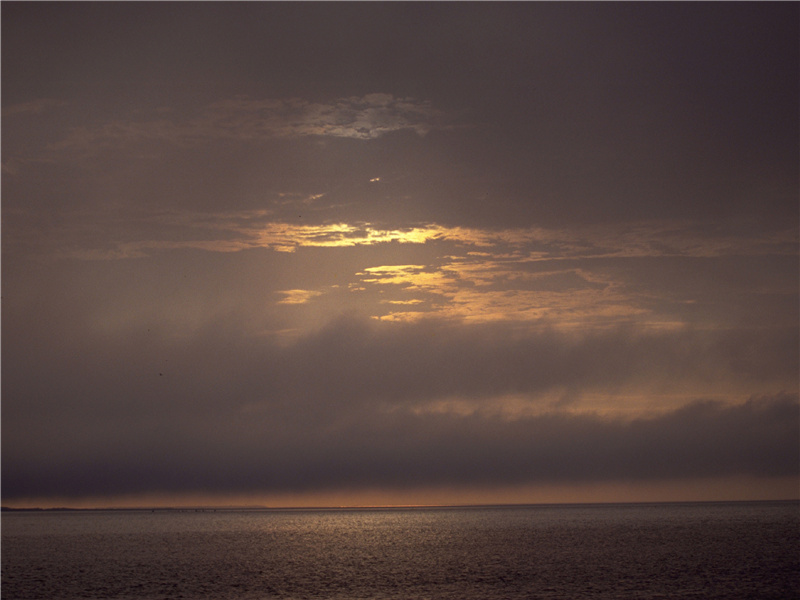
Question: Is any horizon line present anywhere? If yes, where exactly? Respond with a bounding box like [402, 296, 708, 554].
[4, 498, 798, 513]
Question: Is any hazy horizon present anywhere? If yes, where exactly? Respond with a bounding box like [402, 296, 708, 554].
[7, 493, 800, 513]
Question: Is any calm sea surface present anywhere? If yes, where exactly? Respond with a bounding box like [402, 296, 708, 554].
[2, 501, 798, 600]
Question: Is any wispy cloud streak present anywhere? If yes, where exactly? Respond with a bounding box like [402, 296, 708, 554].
[31, 215, 796, 261]
[44, 94, 450, 160]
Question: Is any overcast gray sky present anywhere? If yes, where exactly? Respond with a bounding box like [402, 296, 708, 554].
[2, 2, 798, 508]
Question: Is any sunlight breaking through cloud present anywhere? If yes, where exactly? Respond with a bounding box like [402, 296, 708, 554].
[277, 289, 324, 305]
[41, 214, 797, 263]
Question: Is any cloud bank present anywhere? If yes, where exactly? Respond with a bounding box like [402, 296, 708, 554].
[3, 314, 797, 501]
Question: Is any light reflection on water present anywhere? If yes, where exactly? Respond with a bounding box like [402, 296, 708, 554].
[3, 502, 799, 599]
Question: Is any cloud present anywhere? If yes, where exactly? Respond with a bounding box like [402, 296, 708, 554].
[5, 209, 794, 339]
[203, 93, 446, 140]
[2, 3, 796, 507]
[3, 310, 797, 496]
[277, 289, 324, 305]
[4, 385, 796, 499]
[46, 94, 450, 159]
[1, 98, 66, 118]
[33, 214, 797, 263]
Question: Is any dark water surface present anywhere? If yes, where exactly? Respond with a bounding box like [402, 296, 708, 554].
[2, 501, 798, 599]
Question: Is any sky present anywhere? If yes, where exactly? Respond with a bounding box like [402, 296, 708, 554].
[2, 2, 798, 508]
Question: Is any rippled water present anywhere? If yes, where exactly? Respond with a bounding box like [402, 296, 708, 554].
[2, 501, 798, 599]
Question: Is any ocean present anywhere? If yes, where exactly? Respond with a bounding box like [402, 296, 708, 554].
[2, 501, 798, 599]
